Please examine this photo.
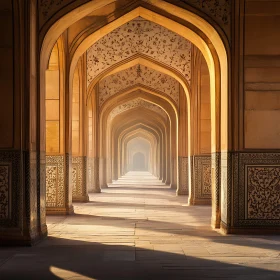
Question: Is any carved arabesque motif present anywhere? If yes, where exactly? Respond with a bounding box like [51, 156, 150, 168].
[202, 164, 211, 194]
[108, 96, 167, 121]
[247, 166, 280, 220]
[0, 165, 9, 219]
[46, 155, 65, 208]
[72, 156, 84, 198]
[178, 157, 188, 195]
[193, 155, 211, 200]
[99, 64, 179, 107]
[180, 0, 231, 35]
[87, 17, 192, 86]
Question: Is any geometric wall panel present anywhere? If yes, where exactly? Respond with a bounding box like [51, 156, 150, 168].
[192, 155, 211, 204]
[46, 155, 65, 208]
[0, 164, 10, 220]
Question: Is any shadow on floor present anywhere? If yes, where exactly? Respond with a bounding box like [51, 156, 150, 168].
[0, 237, 279, 280]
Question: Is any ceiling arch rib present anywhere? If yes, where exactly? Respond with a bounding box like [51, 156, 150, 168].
[87, 16, 192, 87]
[108, 97, 168, 122]
[99, 88, 177, 130]
[98, 64, 180, 107]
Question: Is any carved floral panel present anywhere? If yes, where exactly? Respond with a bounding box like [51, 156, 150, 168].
[87, 17, 191, 86]
[178, 157, 188, 195]
[99, 64, 179, 107]
[193, 155, 211, 200]
[247, 166, 280, 220]
[0, 165, 9, 219]
[46, 155, 65, 208]
[72, 157, 84, 198]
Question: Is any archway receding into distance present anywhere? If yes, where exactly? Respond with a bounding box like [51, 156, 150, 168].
[40, 0, 229, 233]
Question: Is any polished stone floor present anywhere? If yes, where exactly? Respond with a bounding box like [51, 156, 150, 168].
[0, 172, 280, 279]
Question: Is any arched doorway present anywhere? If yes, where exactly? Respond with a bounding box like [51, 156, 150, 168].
[133, 152, 146, 171]
[39, 1, 230, 235]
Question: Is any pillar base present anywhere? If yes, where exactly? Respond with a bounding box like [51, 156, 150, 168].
[170, 183, 177, 189]
[211, 213, 221, 229]
[46, 205, 74, 215]
[220, 221, 280, 235]
[176, 189, 188, 195]
[0, 226, 48, 246]
[88, 188, 101, 193]
[73, 195, 89, 202]
[188, 198, 211, 205]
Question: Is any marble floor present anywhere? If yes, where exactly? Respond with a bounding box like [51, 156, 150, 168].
[0, 172, 280, 279]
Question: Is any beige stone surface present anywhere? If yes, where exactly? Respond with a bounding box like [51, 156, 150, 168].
[1, 172, 280, 279]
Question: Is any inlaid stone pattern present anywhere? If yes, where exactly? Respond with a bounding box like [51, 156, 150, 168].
[181, 0, 231, 36]
[87, 17, 192, 86]
[193, 155, 211, 200]
[99, 64, 180, 107]
[39, 0, 89, 27]
[0, 165, 10, 219]
[234, 152, 280, 227]
[247, 166, 280, 220]
[72, 157, 83, 198]
[109, 96, 167, 121]
[178, 157, 188, 195]
[46, 155, 65, 208]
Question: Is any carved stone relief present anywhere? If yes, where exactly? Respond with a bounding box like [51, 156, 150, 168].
[72, 156, 87, 200]
[178, 157, 189, 195]
[179, 0, 231, 36]
[87, 17, 192, 86]
[193, 155, 211, 203]
[0, 165, 10, 219]
[108, 96, 168, 121]
[46, 155, 65, 208]
[0, 151, 21, 228]
[234, 152, 280, 227]
[87, 157, 100, 193]
[247, 166, 280, 220]
[99, 64, 180, 107]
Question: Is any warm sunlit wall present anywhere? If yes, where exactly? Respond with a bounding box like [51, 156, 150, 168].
[72, 65, 80, 155]
[244, 0, 280, 149]
[46, 43, 60, 153]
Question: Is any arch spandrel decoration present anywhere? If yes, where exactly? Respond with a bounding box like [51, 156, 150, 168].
[108, 97, 168, 122]
[99, 64, 180, 107]
[87, 17, 192, 86]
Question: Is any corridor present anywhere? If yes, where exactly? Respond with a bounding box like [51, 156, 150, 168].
[0, 173, 280, 279]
